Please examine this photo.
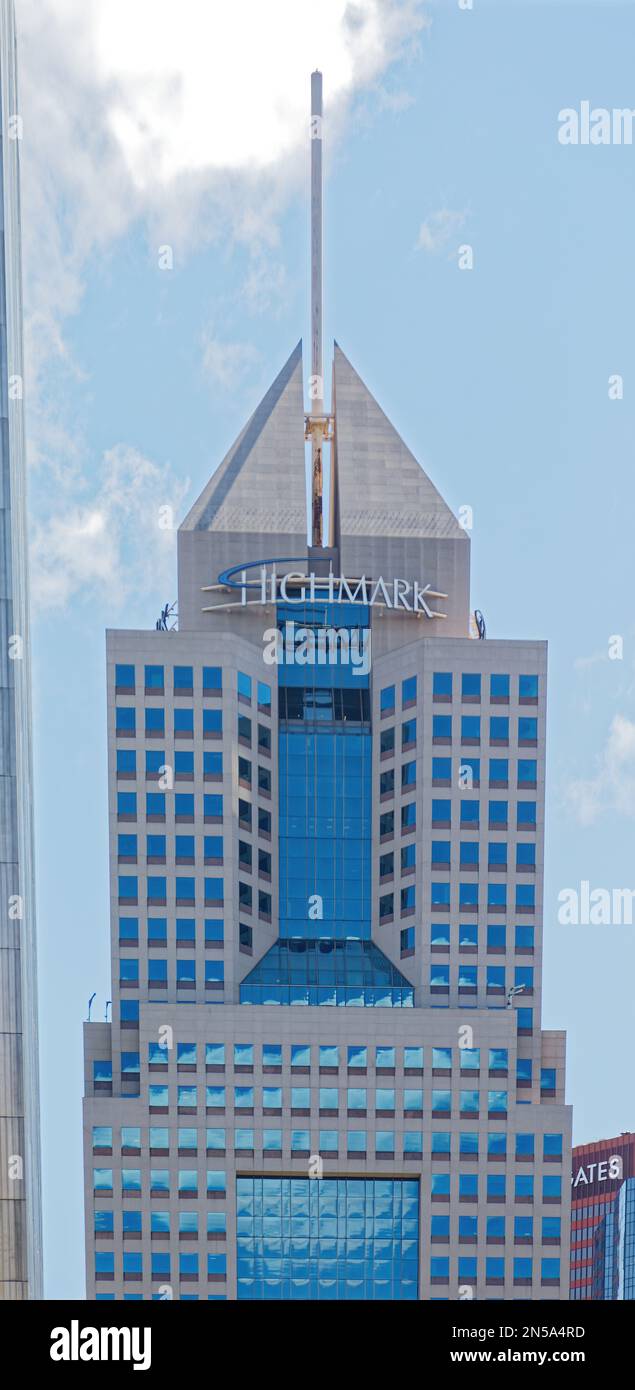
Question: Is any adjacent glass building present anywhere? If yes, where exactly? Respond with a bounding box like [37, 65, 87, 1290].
[82, 133, 571, 1303]
[0, 0, 43, 1300]
[591, 1179, 635, 1301]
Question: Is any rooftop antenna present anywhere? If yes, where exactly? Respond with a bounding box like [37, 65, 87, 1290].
[87, 992, 96, 1022]
[306, 70, 334, 547]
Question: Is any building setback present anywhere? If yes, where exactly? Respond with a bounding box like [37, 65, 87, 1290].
[83, 76, 571, 1302]
[0, 0, 43, 1301]
[570, 1132, 635, 1299]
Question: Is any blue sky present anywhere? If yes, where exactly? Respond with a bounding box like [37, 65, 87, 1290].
[15, 0, 635, 1296]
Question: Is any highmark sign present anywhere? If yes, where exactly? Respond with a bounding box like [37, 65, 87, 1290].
[204, 558, 448, 619]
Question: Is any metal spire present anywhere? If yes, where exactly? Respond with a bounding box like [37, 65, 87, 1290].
[307, 70, 333, 546]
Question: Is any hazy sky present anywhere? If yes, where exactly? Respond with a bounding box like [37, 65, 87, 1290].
[14, 0, 635, 1297]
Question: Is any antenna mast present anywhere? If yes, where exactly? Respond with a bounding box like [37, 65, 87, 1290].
[307, 70, 333, 546]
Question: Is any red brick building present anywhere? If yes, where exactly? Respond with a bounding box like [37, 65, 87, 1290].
[570, 1132, 635, 1298]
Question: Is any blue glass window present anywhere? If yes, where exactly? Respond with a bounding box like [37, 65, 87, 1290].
[489, 758, 508, 784]
[488, 841, 507, 866]
[176, 750, 194, 776]
[174, 665, 193, 691]
[402, 676, 417, 704]
[238, 672, 252, 699]
[490, 673, 509, 699]
[380, 685, 395, 713]
[376, 1046, 395, 1068]
[174, 708, 193, 734]
[462, 673, 481, 700]
[144, 665, 164, 690]
[519, 674, 538, 699]
[487, 924, 505, 949]
[145, 707, 164, 734]
[490, 717, 509, 741]
[115, 664, 135, 689]
[515, 845, 535, 876]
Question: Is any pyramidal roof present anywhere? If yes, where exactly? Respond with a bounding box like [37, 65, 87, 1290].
[180, 340, 307, 536]
[179, 336, 466, 550]
[332, 342, 466, 542]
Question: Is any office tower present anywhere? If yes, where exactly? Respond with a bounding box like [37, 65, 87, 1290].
[83, 73, 571, 1302]
[0, 0, 43, 1300]
[571, 1132, 635, 1299]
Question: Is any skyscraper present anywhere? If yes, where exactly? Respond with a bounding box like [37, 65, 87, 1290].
[0, 0, 43, 1301]
[83, 73, 571, 1302]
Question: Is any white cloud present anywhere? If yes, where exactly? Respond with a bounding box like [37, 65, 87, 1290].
[565, 714, 635, 825]
[240, 258, 290, 317]
[573, 650, 609, 670]
[14, 0, 428, 606]
[201, 331, 260, 391]
[16, 0, 429, 343]
[30, 444, 190, 611]
[415, 207, 467, 253]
